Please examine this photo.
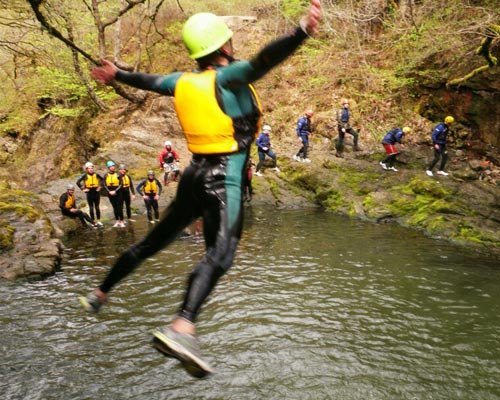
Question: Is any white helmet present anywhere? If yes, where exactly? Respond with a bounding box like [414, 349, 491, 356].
[263, 125, 271, 132]
[84, 162, 94, 169]
[165, 140, 172, 147]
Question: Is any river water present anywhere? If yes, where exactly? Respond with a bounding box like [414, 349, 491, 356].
[1, 208, 499, 400]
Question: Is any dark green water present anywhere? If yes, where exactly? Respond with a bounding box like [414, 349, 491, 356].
[1, 208, 499, 399]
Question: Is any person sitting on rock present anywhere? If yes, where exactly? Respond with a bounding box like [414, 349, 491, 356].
[59, 184, 94, 227]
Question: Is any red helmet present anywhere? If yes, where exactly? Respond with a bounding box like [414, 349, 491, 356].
[305, 110, 314, 117]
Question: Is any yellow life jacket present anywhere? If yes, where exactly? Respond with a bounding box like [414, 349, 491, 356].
[105, 173, 120, 187]
[63, 193, 75, 209]
[84, 173, 99, 189]
[174, 69, 262, 154]
[144, 179, 158, 194]
[122, 174, 131, 188]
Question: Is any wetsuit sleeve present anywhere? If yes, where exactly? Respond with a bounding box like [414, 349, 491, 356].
[219, 26, 309, 85]
[59, 193, 67, 210]
[115, 70, 182, 96]
[156, 179, 163, 195]
[129, 177, 135, 194]
[76, 174, 85, 189]
[136, 179, 145, 196]
[250, 27, 308, 75]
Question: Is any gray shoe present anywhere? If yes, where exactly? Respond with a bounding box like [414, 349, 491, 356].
[79, 292, 103, 314]
[152, 326, 213, 378]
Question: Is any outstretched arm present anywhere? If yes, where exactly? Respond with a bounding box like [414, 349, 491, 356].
[90, 58, 177, 94]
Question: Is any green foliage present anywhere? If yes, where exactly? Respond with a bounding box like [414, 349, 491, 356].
[280, 0, 309, 20]
[0, 219, 15, 252]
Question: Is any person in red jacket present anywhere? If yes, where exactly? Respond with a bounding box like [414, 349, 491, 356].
[159, 140, 180, 185]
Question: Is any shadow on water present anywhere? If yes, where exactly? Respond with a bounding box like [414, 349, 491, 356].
[1, 208, 499, 399]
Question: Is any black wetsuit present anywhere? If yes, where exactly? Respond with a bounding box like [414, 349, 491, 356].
[59, 192, 93, 226]
[98, 26, 311, 323]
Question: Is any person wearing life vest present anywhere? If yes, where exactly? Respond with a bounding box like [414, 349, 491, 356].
[294, 110, 314, 163]
[380, 126, 411, 172]
[83, 0, 321, 378]
[76, 161, 104, 227]
[426, 116, 454, 177]
[118, 164, 136, 221]
[335, 98, 360, 157]
[159, 140, 181, 185]
[255, 125, 279, 176]
[103, 160, 125, 228]
[136, 170, 163, 223]
[59, 184, 94, 226]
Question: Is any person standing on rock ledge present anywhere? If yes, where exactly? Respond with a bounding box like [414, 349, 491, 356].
[426, 115, 454, 177]
[76, 162, 104, 227]
[81, 0, 321, 378]
[335, 98, 361, 157]
[294, 109, 314, 163]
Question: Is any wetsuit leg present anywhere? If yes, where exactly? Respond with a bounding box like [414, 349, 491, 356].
[86, 192, 95, 221]
[348, 128, 359, 147]
[144, 197, 153, 221]
[428, 147, 441, 170]
[256, 150, 265, 172]
[178, 151, 247, 323]
[336, 129, 345, 152]
[439, 145, 448, 170]
[99, 164, 199, 294]
[123, 191, 132, 219]
[152, 199, 160, 220]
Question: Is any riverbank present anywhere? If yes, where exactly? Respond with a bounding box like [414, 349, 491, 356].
[1, 97, 499, 281]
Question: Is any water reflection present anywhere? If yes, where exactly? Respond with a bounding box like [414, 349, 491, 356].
[1, 209, 499, 400]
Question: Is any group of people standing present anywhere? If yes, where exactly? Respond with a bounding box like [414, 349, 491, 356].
[60, 159, 168, 228]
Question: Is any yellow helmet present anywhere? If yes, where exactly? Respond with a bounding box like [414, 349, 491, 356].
[182, 13, 233, 60]
[444, 116, 455, 125]
[403, 126, 412, 133]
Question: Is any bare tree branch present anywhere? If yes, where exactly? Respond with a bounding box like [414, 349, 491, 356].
[26, 0, 99, 64]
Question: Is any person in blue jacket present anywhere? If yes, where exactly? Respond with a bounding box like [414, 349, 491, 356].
[294, 110, 314, 162]
[426, 116, 454, 177]
[81, 0, 321, 378]
[379, 126, 411, 172]
[255, 125, 279, 176]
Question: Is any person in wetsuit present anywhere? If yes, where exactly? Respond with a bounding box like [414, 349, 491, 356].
[118, 164, 136, 221]
[59, 184, 93, 226]
[80, 0, 321, 378]
[76, 162, 104, 227]
[103, 160, 125, 228]
[136, 170, 163, 223]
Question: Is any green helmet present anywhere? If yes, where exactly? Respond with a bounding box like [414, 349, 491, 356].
[182, 13, 233, 60]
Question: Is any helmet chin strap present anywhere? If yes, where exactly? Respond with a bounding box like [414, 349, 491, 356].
[217, 48, 235, 63]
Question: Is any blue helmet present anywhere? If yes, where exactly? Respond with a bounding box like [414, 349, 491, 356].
[106, 160, 115, 168]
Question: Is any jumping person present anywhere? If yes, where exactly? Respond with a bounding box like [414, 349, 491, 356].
[81, 0, 321, 378]
[255, 125, 279, 176]
[294, 110, 314, 162]
[118, 164, 136, 221]
[76, 162, 104, 227]
[380, 126, 411, 172]
[59, 184, 93, 227]
[103, 160, 125, 228]
[426, 116, 454, 177]
[136, 170, 162, 223]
